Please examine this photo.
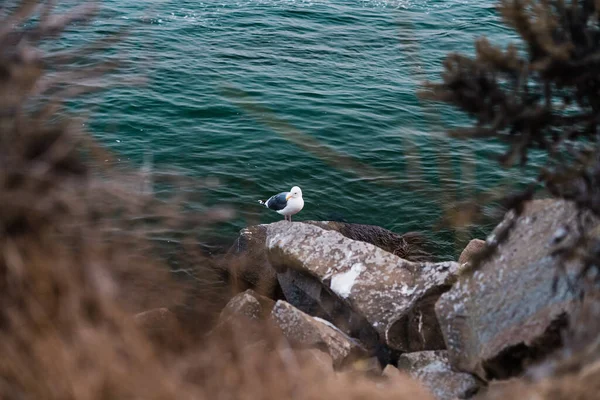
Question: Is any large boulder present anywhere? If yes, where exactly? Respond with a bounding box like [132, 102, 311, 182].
[275, 267, 384, 357]
[219, 289, 275, 321]
[266, 221, 460, 353]
[224, 221, 434, 300]
[270, 300, 368, 368]
[397, 351, 480, 400]
[206, 290, 276, 348]
[436, 199, 598, 380]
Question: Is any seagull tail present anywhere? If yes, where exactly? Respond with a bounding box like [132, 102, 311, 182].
[258, 199, 266, 206]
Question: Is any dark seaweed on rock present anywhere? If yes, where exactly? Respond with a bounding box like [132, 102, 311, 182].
[420, 0, 600, 283]
[306, 221, 435, 263]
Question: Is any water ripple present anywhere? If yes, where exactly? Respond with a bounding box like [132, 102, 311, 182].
[67, 0, 533, 258]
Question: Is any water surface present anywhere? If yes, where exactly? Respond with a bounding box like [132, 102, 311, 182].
[65, 0, 538, 258]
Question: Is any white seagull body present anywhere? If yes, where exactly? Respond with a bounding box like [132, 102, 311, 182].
[258, 186, 304, 222]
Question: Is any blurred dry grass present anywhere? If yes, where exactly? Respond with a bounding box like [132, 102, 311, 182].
[0, 2, 438, 399]
[3, 1, 600, 399]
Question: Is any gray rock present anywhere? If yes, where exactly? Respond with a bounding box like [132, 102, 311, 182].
[225, 220, 433, 300]
[219, 289, 275, 321]
[225, 225, 279, 298]
[276, 267, 381, 349]
[266, 221, 460, 352]
[270, 300, 368, 368]
[436, 199, 597, 380]
[207, 290, 275, 348]
[382, 364, 405, 379]
[458, 239, 486, 266]
[397, 351, 480, 400]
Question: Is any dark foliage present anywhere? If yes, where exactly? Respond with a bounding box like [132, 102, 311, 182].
[421, 0, 600, 286]
[422, 0, 600, 167]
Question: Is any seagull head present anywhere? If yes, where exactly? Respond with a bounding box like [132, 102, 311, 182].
[286, 186, 302, 201]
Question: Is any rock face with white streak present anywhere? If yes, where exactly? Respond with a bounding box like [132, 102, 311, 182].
[265, 221, 460, 353]
[270, 300, 368, 368]
[435, 199, 598, 380]
[224, 220, 433, 299]
[397, 351, 480, 400]
[275, 267, 382, 352]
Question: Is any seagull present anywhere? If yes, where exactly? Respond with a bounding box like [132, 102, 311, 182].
[258, 186, 304, 222]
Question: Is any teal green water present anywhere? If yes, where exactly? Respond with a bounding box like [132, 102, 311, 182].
[69, 0, 540, 259]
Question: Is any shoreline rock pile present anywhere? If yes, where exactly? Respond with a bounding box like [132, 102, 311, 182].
[136, 199, 598, 400]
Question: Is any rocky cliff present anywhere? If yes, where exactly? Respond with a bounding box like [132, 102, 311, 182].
[138, 199, 600, 400]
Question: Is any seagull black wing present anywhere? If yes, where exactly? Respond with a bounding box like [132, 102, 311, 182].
[265, 192, 288, 211]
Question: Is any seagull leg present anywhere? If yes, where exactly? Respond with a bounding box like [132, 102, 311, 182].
[289, 215, 292, 222]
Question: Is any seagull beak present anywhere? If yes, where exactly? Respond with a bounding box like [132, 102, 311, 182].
[286, 194, 292, 201]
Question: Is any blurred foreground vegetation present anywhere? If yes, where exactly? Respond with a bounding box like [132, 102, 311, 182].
[1, 0, 600, 399]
